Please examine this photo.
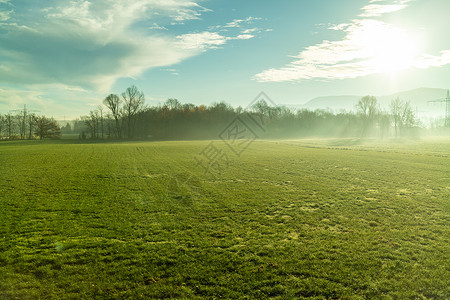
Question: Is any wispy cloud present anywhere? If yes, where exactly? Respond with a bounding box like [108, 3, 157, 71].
[209, 16, 265, 38]
[0, 0, 260, 93]
[176, 31, 228, 50]
[148, 23, 168, 30]
[224, 17, 261, 28]
[176, 31, 255, 51]
[0, 88, 44, 111]
[360, 0, 412, 17]
[254, 0, 450, 83]
[0, 0, 12, 21]
[414, 50, 450, 68]
[161, 68, 179, 76]
[0, 84, 102, 118]
[0, 9, 12, 21]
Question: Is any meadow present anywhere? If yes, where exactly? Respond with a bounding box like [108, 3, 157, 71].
[0, 138, 449, 299]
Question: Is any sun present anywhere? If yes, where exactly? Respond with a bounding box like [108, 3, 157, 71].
[352, 20, 421, 74]
[368, 30, 417, 73]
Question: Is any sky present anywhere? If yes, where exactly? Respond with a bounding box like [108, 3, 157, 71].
[0, 0, 449, 119]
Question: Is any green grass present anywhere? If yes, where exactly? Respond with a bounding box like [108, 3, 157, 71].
[0, 138, 449, 299]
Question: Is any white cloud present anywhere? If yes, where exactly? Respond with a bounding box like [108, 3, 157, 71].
[63, 86, 89, 92]
[254, 1, 450, 83]
[225, 16, 261, 28]
[0, 9, 12, 21]
[328, 23, 351, 31]
[0, 0, 259, 93]
[0, 87, 49, 113]
[414, 50, 450, 69]
[169, 2, 211, 22]
[174, 15, 262, 51]
[369, 0, 407, 3]
[148, 23, 168, 30]
[176, 31, 255, 51]
[241, 28, 258, 34]
[0, 0, 206, 92]
[176, 32, 228, 50]
[45, 0, 210, 30]
[0, 89, 36, 107]
[233, 34, 254, 40]
[0, 83, 106, 118]
[360, 4, 408, 17]
[360, 0, 411, 17]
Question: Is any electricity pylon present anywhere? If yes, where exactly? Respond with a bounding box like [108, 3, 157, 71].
[10, 104, 40, 139]
[428, 90, 450, 127]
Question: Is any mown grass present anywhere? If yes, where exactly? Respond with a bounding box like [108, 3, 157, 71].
[0, 138, 449, 299]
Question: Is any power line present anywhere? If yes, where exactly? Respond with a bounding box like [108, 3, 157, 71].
[9, 104, 40, 139]
[428, 90, 450, 127]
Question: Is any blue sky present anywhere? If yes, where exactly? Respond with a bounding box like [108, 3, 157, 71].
[0, 0, 449, 118]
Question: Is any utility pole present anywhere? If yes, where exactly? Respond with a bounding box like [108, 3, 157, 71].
[10, 105, 26, 139]
[428, 89, 450, 127]
[10, 105, 40, 139]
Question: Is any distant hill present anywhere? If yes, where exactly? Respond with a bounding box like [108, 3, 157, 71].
[296, 88, 447, 118]
[301, 95, 361, 111]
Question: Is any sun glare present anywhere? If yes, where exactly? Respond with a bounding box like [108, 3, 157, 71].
[354, 20, 421, 74]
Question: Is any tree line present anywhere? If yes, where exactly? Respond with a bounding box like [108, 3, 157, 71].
[72, 86, 422, 140]
[0, 85, 429, 141]
[0, 109, 60, 140]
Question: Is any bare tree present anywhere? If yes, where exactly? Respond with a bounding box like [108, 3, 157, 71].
[97, 105, 104, 139]
[378, 111, 390, 139]
[28, 113, 36, 139]
[121, 85, 145, 139]
[84, 110, 102, 139]
[104, 113, 113, 138]
[0, 114, 5, 138]
[252, 99, 270, 117]
[18, 109, 26, 140]
[390, 98, 416, 137]
[5, 113, 14, 139]
[10, 105, 39, 139]
[356, 95, 378, 136]
[165, 98, 181, 110]
[390, 97, 402, 138]
[103, 93, 122, 138]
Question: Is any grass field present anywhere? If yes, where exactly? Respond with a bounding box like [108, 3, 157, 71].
[0, 138, 449, 299]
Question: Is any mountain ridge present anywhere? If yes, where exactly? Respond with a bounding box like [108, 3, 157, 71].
[295, 87, 448, 117]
